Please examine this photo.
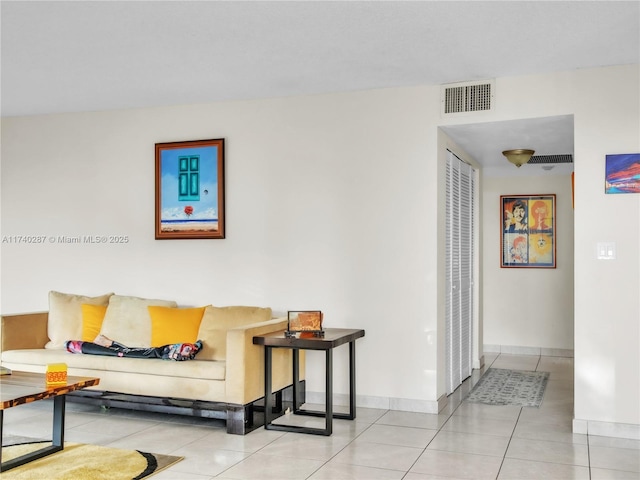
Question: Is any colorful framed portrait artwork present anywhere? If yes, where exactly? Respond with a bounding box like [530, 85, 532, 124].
[501, 194, 556, 268]
[155, 139, 225, 239]
[605, 153, 640, 194]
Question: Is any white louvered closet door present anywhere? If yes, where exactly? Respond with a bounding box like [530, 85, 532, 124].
[445, 151, 475, 395]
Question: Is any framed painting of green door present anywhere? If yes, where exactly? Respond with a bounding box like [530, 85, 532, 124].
[155, 138, 225, 239]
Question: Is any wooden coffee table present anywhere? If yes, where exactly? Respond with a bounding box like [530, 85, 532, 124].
[0, 370, 100, 472]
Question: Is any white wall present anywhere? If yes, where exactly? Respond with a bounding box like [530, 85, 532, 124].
[482, 174, 575, 353]
[1, 86, 443, 410]
[2, 64, 639, 435]
[571, 66, 640, 436]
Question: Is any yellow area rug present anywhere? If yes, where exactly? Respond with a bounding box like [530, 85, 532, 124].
[1, 441, 183, 479]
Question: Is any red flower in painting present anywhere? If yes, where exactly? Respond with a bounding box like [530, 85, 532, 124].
[184, 206, 194, 217]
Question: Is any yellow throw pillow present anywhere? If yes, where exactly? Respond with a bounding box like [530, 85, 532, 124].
[81, 304, 108, 341]
[148, 306, 206, 347]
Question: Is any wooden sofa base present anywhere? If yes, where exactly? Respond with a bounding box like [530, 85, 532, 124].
[67, 381, 306, 435]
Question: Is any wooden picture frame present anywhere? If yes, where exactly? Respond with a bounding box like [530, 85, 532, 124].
[501, 194, 556, 268]
[155, 139, 225, 239]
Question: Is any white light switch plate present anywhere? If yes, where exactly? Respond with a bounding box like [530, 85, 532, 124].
[596, 242, 616, 260]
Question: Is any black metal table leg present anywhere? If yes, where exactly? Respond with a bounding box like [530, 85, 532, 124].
[325, 348, 333, 435]
[1, 410, 4, 465]
[264, 346, 273, 429]
[349, 340, 356, 419]
[1, 396, 67, 472]
[52, 395, 65, 447]
[292, 349, 301, 412]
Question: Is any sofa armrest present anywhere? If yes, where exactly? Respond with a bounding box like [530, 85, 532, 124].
[225, 317, 305, 405]
[1, 312, 49, 352]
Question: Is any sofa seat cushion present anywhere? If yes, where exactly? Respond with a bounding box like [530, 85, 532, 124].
[1, 349, 225, 381]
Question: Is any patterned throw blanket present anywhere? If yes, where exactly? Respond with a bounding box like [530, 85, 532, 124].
[65, 338, 202, 361]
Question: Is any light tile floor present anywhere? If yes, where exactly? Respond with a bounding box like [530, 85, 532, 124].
[3, 353, 639, 479]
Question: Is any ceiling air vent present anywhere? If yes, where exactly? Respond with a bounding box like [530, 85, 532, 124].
[528, 154, 573, 164]
[441, 80, 495, 115]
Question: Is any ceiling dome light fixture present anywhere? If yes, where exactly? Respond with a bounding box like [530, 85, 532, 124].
[502, 149, 535, 168]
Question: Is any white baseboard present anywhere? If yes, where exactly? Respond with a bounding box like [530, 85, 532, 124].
[390, 395, 447, 414]
[304, 391, 444, 414]
[484, 344, 574, 358]
[473, 355, 485, 370]
[573, 419, 640, 440]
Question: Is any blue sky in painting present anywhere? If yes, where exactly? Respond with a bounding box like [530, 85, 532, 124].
[160, 145, 218, 221]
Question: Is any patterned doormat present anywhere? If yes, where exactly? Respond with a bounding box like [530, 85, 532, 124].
[466, 368, 550, 407]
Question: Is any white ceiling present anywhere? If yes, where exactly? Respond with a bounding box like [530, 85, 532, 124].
[441, 115, 576, 177]
[2, 1, 638, 174]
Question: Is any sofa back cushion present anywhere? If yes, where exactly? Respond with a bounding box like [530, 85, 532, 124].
[46, 291, 114, 349]
[99, 295, 177, 347]
[197, 306, 272, 361]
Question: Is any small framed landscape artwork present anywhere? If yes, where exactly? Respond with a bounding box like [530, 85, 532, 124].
[155, 139, 225, 239]
[286, 311, 324, 337]
[605, 153, 640, 194]
[501, 194, 556, 268]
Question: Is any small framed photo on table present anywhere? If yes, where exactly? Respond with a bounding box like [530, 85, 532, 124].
[286, 311, 324, 337]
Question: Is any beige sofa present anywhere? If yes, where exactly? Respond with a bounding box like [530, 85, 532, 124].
[0, 292, 303, 434]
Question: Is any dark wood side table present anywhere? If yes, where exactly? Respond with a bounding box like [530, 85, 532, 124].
[253, 327, 365, 436]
